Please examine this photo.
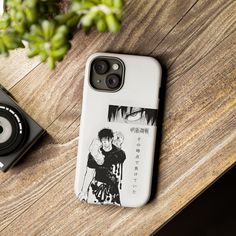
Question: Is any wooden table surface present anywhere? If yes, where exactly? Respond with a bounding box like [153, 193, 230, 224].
[0, 0, 236, 235]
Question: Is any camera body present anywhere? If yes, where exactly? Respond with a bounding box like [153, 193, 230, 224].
[0, 86, 44, 172]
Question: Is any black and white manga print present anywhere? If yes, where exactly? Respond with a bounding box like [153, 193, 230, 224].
[78, 128, 126, 205]
[108, 105, 158, 126]
[78, 105, 157, 206]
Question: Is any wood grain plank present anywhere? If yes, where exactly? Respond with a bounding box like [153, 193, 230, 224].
[0, 0, 236, 235]
[152, 0, 236, 79]
[0, 48, 40, 89]
[106, 0, 198, 55]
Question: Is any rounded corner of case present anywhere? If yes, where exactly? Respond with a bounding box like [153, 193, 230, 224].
[86, 52, 103, 63]
[124, 192, 151, 208]
[130, 199, 150, 208]
[150, 57, 162, 73]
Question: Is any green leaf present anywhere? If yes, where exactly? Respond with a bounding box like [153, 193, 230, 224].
[81, 10, 98, 27]
[48, 56, 56, 70]
[105, 13, 121, 33]
[96, 18, 108, 32]
[42, 20, 56, 41]
[113, 0, 124, 9]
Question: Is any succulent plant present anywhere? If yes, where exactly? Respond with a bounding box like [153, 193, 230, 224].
[25, 20, 72, 69]
[72, 0, 123, 32]
[0, 0, 124, 69]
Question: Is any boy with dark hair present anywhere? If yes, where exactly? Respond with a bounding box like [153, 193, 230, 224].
[98, 128, 114, 140]
[78, 128, 126, 205]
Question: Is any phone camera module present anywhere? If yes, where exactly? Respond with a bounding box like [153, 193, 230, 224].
[90, 57, 125, 91]
[106, 74, 121, 89]
[93, 60, 109, 74]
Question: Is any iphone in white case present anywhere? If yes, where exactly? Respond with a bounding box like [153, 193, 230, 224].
[74, 52, 162, 207]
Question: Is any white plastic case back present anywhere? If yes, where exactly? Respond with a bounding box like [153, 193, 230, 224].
[74, 53, 162, 208]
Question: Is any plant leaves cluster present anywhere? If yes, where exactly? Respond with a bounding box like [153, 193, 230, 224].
[0, 0, 124, 69]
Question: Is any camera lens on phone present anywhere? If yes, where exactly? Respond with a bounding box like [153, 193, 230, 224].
[106, 74, 121, 89]
[94, 60, 109, 74]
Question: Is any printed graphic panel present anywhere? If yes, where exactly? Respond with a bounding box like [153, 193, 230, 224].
[77, 104, 158, 206]
[108, 105, 158, 126]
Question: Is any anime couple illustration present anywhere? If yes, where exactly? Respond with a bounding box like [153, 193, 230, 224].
[78, 128, 126, 205]
[78, 105, 157, 205]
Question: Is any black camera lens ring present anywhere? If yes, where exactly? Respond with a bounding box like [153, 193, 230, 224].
[0, 104, 28, 156]
[106, 74, 122, 90]
[93, 60, 109, 75]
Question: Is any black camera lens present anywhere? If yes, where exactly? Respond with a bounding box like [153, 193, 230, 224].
[0, 104, 28, 156]
[93, 60, 109, 74]
[106, 74, 121, 89]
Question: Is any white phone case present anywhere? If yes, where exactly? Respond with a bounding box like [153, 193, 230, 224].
[74, 52, 162, 207]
